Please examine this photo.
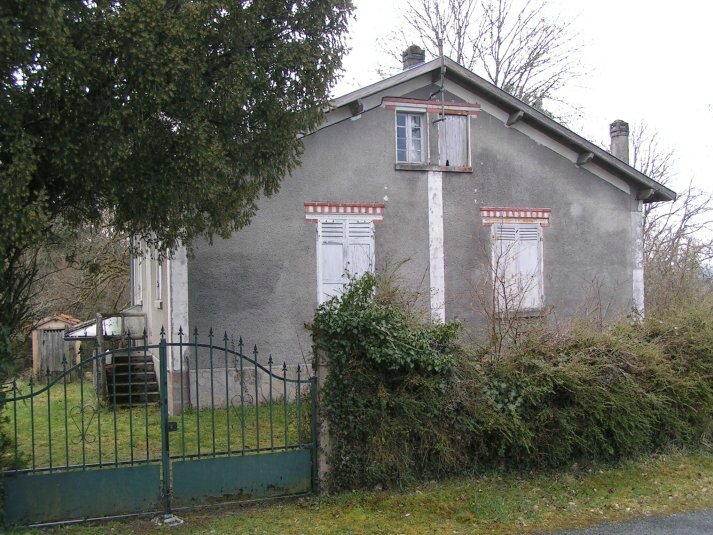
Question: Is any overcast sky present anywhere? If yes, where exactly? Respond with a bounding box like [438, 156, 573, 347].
[333, 0, 713, 196]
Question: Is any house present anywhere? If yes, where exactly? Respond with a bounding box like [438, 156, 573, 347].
[127, 47, 675, 407]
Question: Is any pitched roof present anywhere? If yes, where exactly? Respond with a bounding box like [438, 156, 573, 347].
[33, 312, 82, 329]
[330, 57, 675, 203]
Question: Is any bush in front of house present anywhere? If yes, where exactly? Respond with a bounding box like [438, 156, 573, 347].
[310, 275, 713, 491]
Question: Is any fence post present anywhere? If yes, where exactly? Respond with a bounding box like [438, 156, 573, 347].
[315, 349, 331, 493]
[158, 335, 172, 518]
[94, 313, 106, 398]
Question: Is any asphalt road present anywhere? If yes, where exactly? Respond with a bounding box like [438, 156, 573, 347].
[548, 508, 713, 534]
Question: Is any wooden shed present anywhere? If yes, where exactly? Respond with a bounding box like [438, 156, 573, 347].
[31, 313, 82, 382]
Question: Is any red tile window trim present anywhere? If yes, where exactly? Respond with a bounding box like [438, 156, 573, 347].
[480, 207, 552, 227]
[304, 202, 386, 223]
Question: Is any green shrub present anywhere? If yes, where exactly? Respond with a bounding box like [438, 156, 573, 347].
[310, 276, 713, 491]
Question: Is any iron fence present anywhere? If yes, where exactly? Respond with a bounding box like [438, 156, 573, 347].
[2, 327, 317, 526]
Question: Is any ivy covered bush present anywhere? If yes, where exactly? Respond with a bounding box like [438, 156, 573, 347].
[310, 275, 713, 491]
[309, 274, 463, 489]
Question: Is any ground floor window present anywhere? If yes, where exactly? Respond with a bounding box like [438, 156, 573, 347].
[305, 202, 385, 304]
[481, 207, 551, 314]
[492, 222, 543, 312]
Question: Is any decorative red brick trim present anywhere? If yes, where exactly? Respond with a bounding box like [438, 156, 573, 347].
[304, 202, 386, 223]
[382, 97, 480, 116]
[480, 207, 552, 227]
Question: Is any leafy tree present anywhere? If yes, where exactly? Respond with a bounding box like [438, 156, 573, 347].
[0, 0, 353, 470]
[3, 0, 352, 250]
[1, 0, 352, 323]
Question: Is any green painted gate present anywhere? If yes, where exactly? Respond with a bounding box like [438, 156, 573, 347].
[2, 328, 317, 526]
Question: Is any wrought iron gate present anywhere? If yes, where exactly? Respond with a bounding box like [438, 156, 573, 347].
[2, 328, 317, 526]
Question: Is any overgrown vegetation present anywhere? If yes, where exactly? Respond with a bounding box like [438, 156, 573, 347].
[311, 275, 713, 491]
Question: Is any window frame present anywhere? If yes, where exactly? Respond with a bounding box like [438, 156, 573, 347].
[395, 111, 426, 164]
[132, 247, 143, 306]
[315, 217, 376, 304]
[305, 202, 385, 305]
[490, 222, 544, 314]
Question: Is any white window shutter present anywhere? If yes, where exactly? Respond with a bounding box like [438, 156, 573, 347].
[317, 219, 376, 304]
[133, 248, 143, 305]
[346, 221, 374, 278]
[493, 224, 518, 312]
[319, 221, 347, 302]
[492, 223, 543, 312]
[516, 224, 542, 310]
[439, 115, 468, 167]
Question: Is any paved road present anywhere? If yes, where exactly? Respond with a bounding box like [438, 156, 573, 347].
[549, 508, 713, 534]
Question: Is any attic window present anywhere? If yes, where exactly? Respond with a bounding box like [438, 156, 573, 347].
[396, 112, 424, 163]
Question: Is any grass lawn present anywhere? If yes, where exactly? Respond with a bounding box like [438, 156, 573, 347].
[5, 378, 310, 471]
[5, 451, 710, 534]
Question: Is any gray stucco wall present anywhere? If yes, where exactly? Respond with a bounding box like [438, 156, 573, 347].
[188, 105, 431, 366]
[188, 90, 636, 364]
[443, 111, 633, 333]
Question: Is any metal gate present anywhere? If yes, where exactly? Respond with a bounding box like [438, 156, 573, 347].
[2, 328, 317, 526]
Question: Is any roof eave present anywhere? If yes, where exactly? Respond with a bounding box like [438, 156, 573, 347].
[443, 60, 676, 203]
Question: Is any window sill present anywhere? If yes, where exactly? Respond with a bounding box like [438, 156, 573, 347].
[395, 163, 473, 173]
[495, 308, 546, 320]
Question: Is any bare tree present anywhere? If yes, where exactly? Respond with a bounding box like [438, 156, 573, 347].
[31, 225, 130, 322]
[630, 123, 713, 315]
[470, 233, 545, 358]
[384, 0, 581, 108]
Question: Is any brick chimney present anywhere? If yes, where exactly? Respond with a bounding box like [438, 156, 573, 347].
[610, 120, 630, 164]
[402, 45, 425, 70]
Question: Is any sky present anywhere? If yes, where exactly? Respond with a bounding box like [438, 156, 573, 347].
[333, 0, 713, 196]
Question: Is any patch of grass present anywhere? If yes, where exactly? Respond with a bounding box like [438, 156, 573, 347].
[21, 451, 713, 534]
[4, 379, 310, 470]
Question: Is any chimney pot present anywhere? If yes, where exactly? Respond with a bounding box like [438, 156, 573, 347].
[609, 119, 630, 164]
[402, 45, 425, 70]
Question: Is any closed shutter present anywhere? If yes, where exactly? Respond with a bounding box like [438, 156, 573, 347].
[493, 223, 543, 311]
[319, 221, 347, 301]
[493, 224, 518, 308]
[439, 114, 468, 167]
[318, 219, 375, 303]
[516, 224, 542, 310]
[346, 220, 374, 277]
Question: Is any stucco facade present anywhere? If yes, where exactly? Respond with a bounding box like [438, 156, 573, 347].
[131, 56, 674, 374]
